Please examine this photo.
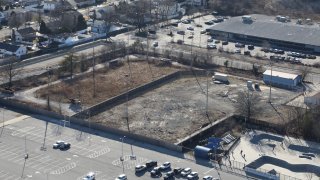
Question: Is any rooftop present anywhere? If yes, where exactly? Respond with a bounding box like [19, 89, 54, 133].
[263, 70, 300, 80]
[208, 14, 320, 47]
[0, 42, 21, 52]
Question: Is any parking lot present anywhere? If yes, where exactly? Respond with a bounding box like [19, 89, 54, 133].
[0, 110, 247, 180]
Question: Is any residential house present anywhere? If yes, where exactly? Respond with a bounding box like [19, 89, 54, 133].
[75, 0, 95, 8]
[0, 42, 27, 57]
[0, 12, 5, 23]
[91, 20, 107, 34]
[20, 0, 40, 6]
[179, 0, 207, 6]
[11, 27, 37, 45]
[43, 0, 61, 11]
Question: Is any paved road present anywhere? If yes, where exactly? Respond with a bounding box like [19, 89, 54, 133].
[0, 110, 249, 180]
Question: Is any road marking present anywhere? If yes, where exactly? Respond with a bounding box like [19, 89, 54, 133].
[50, 162, 77, 175]
[4, 115, 30, 126]
[204, 167, 216, 174]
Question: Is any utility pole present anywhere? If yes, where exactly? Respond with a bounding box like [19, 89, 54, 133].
[206, 71, 209, 116]
[92, 33, 96, 98]
[268, 59, 273, 103]
[0, 107, 4, 142]
[40, 121, 48, 151]
[21, 136, 28, 178]
[46, 67, 51, 111]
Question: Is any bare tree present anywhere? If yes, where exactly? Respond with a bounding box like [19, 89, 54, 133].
[8, 12, 25, 30]
[127, 0, 150, 32]
[1, 57, 21, 89]
[60, 53, 77, 79]
[235, 90, 261, 124]
[157, 0, 175, 24]
[299, 66, 311, 81]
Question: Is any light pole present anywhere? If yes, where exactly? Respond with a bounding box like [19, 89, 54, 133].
[120, 136, 125, 173]
[0, 107, 5, 142]
[92, 32, 96, 98]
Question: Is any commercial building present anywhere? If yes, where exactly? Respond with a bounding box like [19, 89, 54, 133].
[207, 14, 320, 53]
[263, 70, 301, 89]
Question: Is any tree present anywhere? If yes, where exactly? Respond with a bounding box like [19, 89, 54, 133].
[39, 20, 51, 34]
[76, 15, 87, 31]
[299, 66, 311, 81]
[8, 12, 25, 30]
[127, 0, 149, 32]
[235, 90, 261, 124]
[157, 0, 175, 24]
[1, 57, 21, 89]
[60, 53, 77, 79]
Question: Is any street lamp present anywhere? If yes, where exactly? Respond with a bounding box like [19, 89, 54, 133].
[120, 136, 126, 173]
[0, 107, 5, 142]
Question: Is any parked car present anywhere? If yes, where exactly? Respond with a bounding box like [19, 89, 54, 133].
[153, 41, 158, 47]
[207, 37, 214, 42]
[115, 174, 127, 180]
[181, 168, 192, 177]
[182, 19, 191, 24]
[160, 162, 171, 170]
[196, 24, 203, 27]
[146, 160, 157, 168]
[187, 26, 194, 31]
[53, 140, 70, 150]
[177, 40, 184, 44]
[202, 175, 213, 180]
[244, 51, 251, 56]
[234, 49, 241, 54]
[204, 21, 214, 25]
[222, 41, 228, 45]
[307, 54, 316, 59]
[135, 164, 147, 173]
[235, 43, 245, 48]
[214, 40, 220, 44]
[207, 44, 217, 49]
[151, 167, 161, 177]
[187, 172, 198, 179]
[188, 35, 194, 39]
[83, 172, 95, 180]
[248, 45, 254, 50]
[163, 171, 174, 180]
[200, 29, 206, 34]
[177, 30, 185, 35]
[173, 167, 182, 175]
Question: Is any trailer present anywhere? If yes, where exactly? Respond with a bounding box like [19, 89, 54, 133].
[212, 72, 229, 83]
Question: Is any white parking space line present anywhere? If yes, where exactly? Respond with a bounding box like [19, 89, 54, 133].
[112, 155, 148, 170]
[0, 171, 22, 180]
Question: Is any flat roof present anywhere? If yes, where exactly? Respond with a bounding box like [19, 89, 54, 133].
[208, 14, 320, 47]
[263, 70, 300, 80]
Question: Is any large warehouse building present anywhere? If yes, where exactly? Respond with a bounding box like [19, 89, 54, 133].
[263, 70, 302, 89]
[207, 14, 320, 53]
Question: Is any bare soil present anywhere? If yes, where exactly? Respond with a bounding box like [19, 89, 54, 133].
[34, 60, 180, 106]
[92, 75, 299, 143]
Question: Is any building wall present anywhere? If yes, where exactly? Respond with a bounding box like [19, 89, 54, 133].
[263, 74, 300, 89]
[15, 46, 27, 57]
[209, 30, 320, 53]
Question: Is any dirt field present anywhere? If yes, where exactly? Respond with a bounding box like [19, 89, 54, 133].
[35, 59, 180, 106]
[92, 75, 299, 143]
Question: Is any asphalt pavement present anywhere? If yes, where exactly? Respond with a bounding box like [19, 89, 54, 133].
[0, 109, 249, 180]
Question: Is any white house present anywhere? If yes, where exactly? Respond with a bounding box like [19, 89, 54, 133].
[43, 0, 60, 11]
[91, 20, 107, 34]
[180, 0, 207, 6]
[11, 27, 37, 45]
[0, 12, 5, 22]
[75, 0, 95, 8]
[0, 42, 27, 57]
